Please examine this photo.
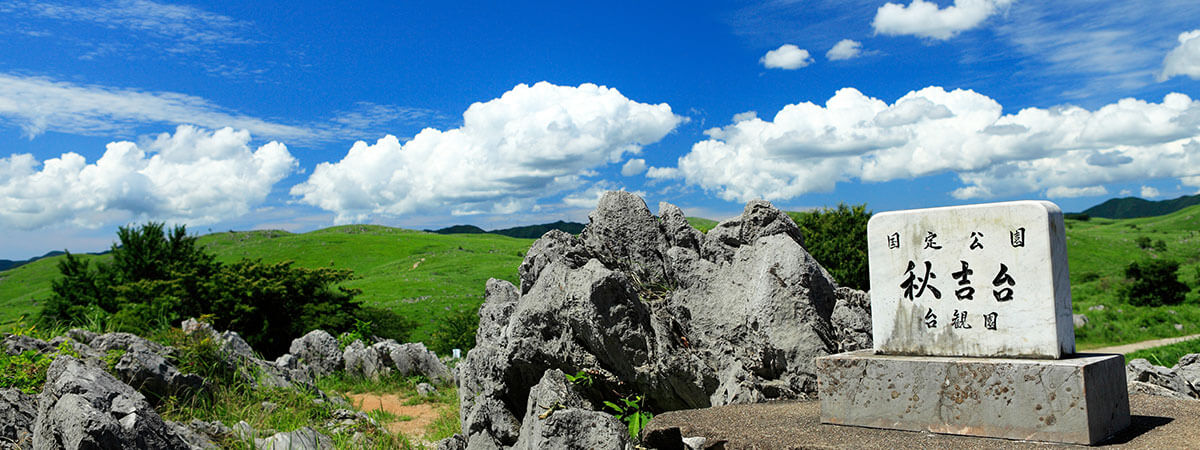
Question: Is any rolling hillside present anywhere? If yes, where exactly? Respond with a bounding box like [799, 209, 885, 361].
[1082, 194, 1200, 219]
[0, 226, 533, 343]
[5, 206, 1200, 348]
[1065, 204, 1200, 347]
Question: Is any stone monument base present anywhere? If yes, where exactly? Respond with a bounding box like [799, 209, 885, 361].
[815, 350, 1130, 445]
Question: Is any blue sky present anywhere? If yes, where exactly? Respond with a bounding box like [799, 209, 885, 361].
[1, 0, 1199, 259]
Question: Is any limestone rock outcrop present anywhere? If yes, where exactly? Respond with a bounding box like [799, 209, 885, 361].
[453, 191, 872, 447]
[32, 356, 191, 449]
[1127, 356, 1200, 399]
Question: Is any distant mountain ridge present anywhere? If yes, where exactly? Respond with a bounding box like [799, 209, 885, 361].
[429, 220, 585, 238]
[1082, 194, 1200, 219]
[0, 251, 67, 272]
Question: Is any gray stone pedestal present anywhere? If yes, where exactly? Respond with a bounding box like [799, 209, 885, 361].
[816, 350, 1130, 445]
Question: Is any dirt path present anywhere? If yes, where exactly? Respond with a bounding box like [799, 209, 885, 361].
[346, 393, 441, 441]
[1089, 333, 1200, 355]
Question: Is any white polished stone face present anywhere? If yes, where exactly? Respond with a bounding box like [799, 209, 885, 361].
[867, 201, 1074, 359]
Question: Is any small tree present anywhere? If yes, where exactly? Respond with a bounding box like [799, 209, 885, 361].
[40, 222, 376, 358]
[1123, 259, 1188, 307]
[1136, 236, 1152, 250]
[790, 203, 872, 291]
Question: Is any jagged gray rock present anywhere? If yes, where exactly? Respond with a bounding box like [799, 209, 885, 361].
[113, 350, 204, 401]
[167, 420, 224, 450]
[32, 356, 190, 450]
[218, 331, 256, 359]
[179, 318, 308, 390]
[700, 200, 803, 264]
[66, 329, 98, 345]
[436, 434, 467, 450]
[457, 191, 870, 446]
[288, 330, 343, 377]
[381, 342, 452, 384]
[1073, 313, 1088, 329]
[0, 388, 36, 449]
[342, 339, 451, 383]
[342, 340, 384, 380]
[1127, 358, 1197, 399]
[417, 383, 438, 396]
[580, 191, 672, 286]
[90, 333, 171, 357]
[831, 287, 872, 353]
[258, 427, 331, 450]
[1174, 354, 1200, 396]
[3, 335, 52, 356]
[513, 370, 628, 449]
[517, 230, 589, 295]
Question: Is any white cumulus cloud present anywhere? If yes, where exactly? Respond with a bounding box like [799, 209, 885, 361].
[290, 82, 682, 223]
[826, 39, 863, 61]
[663, 87, 1200, 203]
[1046, 185, 1107, 199]
[1140, 185, 1162, 198]
[1161, 29, 1200, 81]
[621, 158, 647, 176]
[760, 44, 813, 69]
[873, 0, 1013, 40]
[0, 125, 297, 229]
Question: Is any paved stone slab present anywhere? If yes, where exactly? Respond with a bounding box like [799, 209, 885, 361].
[645, 394, 1197, 449]
[867, 200, 1073, 358]
[815, 350, 1130, 445]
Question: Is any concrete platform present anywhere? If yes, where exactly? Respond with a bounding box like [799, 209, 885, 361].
[814, 350, 1129, 445]
[644, 394, 1196, 449]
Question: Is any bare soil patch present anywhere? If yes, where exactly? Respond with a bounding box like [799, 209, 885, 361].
[347, 392, 440, 439]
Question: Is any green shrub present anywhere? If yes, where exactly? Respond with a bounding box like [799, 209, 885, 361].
[359, 306, 417, 344]
[1122, 259, 1189, 307]
[789, 203, 871, 291]
[1136, 236, 1152, 249]
[40, 223, 366, 358]
[429, 305, 479, 356]
[1154, 239, 1168, 252]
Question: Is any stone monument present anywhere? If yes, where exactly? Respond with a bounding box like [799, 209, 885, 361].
[816, 201, 1130, 445]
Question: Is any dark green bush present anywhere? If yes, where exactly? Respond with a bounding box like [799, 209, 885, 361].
[789, 203, 871, 291]
[40, 223, 368, 358]
[1122, 259, 1188, 307]
[1153, 239, 1167, 252]
[1136, 236, 1152, 249]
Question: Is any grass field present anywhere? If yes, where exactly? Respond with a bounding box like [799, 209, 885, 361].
[0, 226, 532, 343]
[4, 205, 1200, 350]
[1066, 205, 1200, 348]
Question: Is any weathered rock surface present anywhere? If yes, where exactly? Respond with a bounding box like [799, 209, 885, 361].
[288, 330, 343, 377]
[89, 332, 171, 357]
[3, 335, 53, 356]
[1125, 355, 1200, 400]
[0, 388, 36, 449]
[456, 191, 871, 446]
[513, 370, 628, 450]
[258, 427, 331, 450]
[112, 349, 204, 401]
[342, 339, 451, 383]
[32, 356, 190, 450]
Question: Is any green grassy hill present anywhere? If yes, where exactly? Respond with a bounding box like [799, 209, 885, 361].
[5, 206, 1200, 349]
[1065, 205, 1200, 348]
[1, 225, 533, 343]
[1082, 194, 1200, 219]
